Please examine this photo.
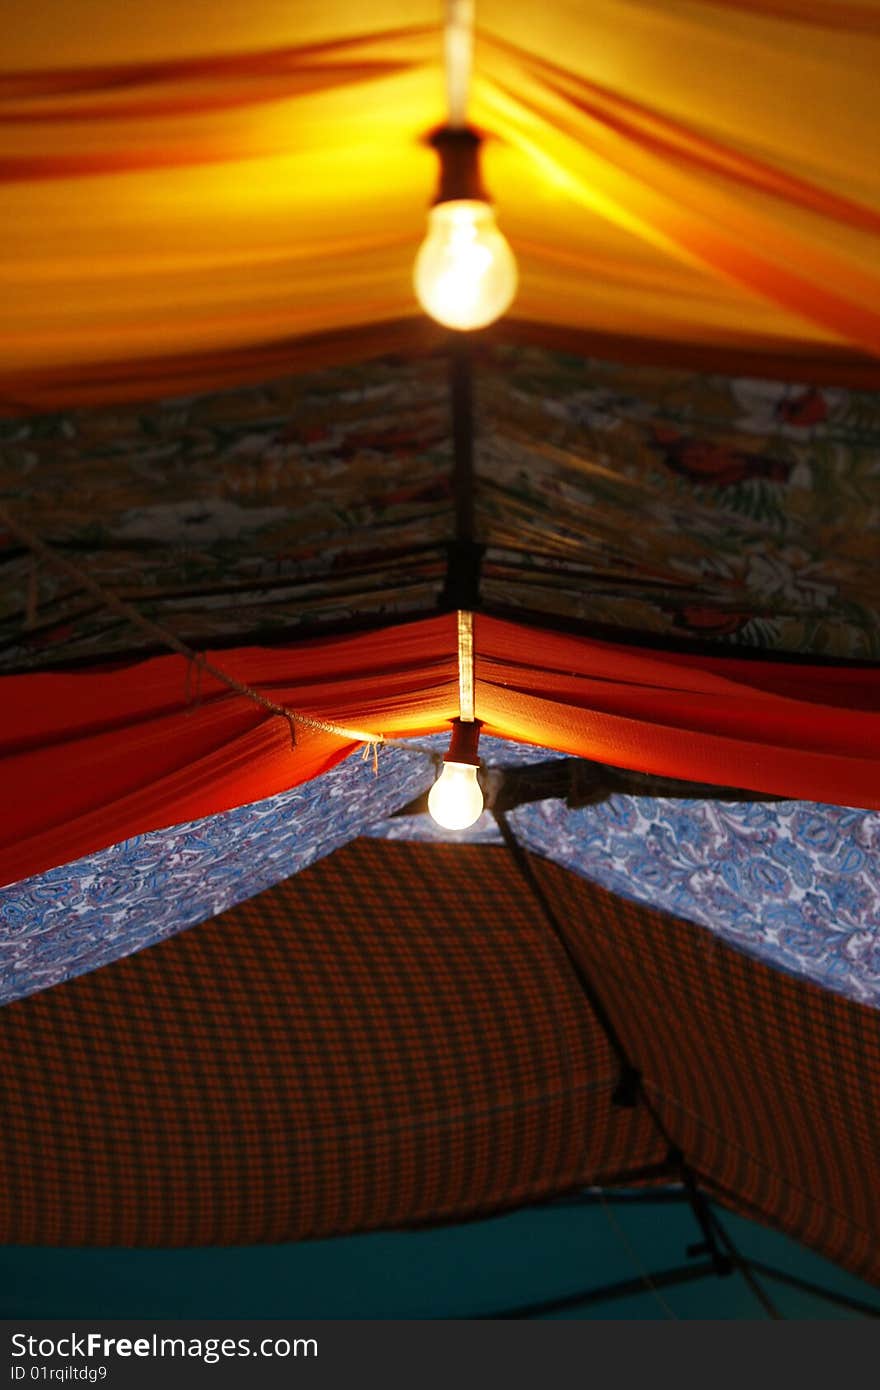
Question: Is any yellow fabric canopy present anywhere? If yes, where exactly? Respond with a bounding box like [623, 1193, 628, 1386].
[3, 0, 880, 403]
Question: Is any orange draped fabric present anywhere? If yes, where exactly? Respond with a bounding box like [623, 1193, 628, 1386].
[2, 0, 880, 407]
[2, 613, 880, 888]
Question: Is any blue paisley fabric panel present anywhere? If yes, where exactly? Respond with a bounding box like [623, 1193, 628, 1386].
[509, 800, 880, 1007]
[370, 740, 880, 1008]
[0, 745, 435, 1006]
[3, 731, 879, 1010]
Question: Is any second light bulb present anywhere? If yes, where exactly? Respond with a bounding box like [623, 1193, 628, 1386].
[427, 717, 484, 830]
[427, 760, 484, 830]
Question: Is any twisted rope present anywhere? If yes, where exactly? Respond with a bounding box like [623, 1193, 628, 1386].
[0, 501, 384, 751]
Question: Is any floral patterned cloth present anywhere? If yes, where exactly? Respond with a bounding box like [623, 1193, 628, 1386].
[477, 347, 880, 657]
[0, 355, 451, 668]
[3, 346, 880, 668]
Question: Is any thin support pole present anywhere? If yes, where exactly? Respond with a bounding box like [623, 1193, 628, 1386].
[481, 1261, 718, 1321]
[444, 0, 475, 129]
[705, 1203, 784, 1320]
[442, 336, 484, 610]
[493, 808, 665, 1119]
[450, 336, 474, 545]
[680, 1162, 732, 1277]
[457, 609, 475, 723]
[746, 1258, 880, 1319]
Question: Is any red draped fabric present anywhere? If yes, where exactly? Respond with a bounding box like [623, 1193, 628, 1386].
[2, 613, 879, 887]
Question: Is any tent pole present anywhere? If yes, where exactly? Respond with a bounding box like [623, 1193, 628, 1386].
[494, 808, 792, 1319]
[450, 333, 474, 546]
[743, 1258, 880, 1319]
[493, 807, 689, 1138]
[492, 807, 650, 1098]
[702, 1202, 784, 1319]
[479, 1259, 718, 1320]
[441, 334, 484, 610]
[679, 1162, 733, 1277]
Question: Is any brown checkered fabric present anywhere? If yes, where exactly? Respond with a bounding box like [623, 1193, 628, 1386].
[535, 858, 880, 1286]
[0, 840, 662, 1246]
[2, 838, 878, 1282]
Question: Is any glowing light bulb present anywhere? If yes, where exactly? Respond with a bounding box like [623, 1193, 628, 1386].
[428, 760, 484, 830]
[414, 199, 518, 331]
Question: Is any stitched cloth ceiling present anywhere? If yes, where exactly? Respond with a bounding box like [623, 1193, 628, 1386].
[3, 347, 880, 672]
